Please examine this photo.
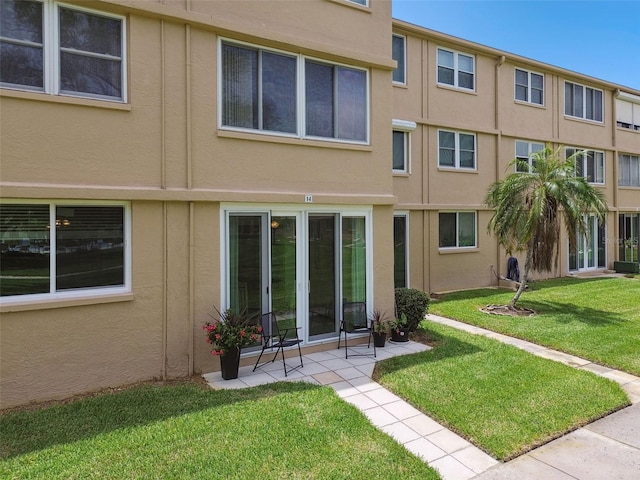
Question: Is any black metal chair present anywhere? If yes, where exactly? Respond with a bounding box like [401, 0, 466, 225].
[338, 301, 375, 359]
[253, 312, 303, 377]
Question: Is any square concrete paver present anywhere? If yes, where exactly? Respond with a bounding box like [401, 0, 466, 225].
[404, 437, 448, 462]
[382, 399, 423, 420]
[363, 386, 401, 405]
[403, 413, 445, 436]
[451, 445, 499, 473]
[381, 421, 423, 444]
[427, 428, 472, 454]
[430, 455, 476, 480]
[363, 406, 400, 427]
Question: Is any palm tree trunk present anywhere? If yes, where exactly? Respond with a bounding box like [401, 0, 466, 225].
[510, 240, 534, 309]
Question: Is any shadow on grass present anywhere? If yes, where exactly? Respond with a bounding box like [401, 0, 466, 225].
[0, 380, 319, 460]
[520, 299, 629, 326]
[376, 329, 482, 376]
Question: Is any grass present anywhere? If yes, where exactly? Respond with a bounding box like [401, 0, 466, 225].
[375, 321, 630, 461]
[0, 380, 440, 480]
[429, 276, 640, 376]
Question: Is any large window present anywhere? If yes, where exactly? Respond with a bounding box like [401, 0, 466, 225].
[565, 81, 603, 122]
[392, 34, 406, 84]
[221, 43, 296, 134]
[0, 0, 125, 101]
[439, 212, 476, 249]
[0, 201, 130, 300]
[515, 68, 544, 105]
[437, 47, 474, 91]
[515, 140, 545, 173]
[566, 148, 605, 184]
[619, 154, 640, 187]
[305, 60, 367, 141]
[220, 40, 369, 143]
[438, 130, 476, 169]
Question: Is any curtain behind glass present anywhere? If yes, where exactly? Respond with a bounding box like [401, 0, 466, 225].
[342, 217, 366, 303]
[305, 61, 334, 138]
[56, 206, 124, 290]
[336, 67, 366, 141]
[0, 204, 50, 296]
[222, 44, 258, 129]
[262, 52, 296, 133]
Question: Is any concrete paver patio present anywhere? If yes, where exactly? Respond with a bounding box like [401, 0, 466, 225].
[203, 316, 640, 480]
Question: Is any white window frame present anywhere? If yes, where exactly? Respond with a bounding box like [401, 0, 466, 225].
[515, 140, 545, 173]
[437, 129, 477, 170]
[218, 38, 370, 145]
[566, 147, 605, 185]
[438, 211, 477, 249]
[615, 91, 640, 131]
[0, 0, 127, 102]
[392, 119, 416, 174]
[618, 153, 640, 187]
[392, 34, 406, 85]
[219, 203, 374, 345]
[0, 199, 132, 306]
[437, 47, 475, 91]
[564, 81, 603, 123]
[514, 68, 544, 106]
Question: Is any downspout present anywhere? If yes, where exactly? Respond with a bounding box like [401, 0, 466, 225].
[494, 55, 505, 285]
[160, 20, 168, 380]
[185, 20, 195, 375]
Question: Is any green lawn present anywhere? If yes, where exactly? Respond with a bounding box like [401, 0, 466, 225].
[429, 277, 640, 376]
[0, 381, 440, 480]
[375, 321, 629, 461]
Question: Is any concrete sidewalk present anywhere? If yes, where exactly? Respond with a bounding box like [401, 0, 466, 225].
[427, 314, 640, 480]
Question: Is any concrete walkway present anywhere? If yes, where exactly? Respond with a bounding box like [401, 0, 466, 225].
[203, 316, 640, 480]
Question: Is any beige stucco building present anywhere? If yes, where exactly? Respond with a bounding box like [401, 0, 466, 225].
[1, 0, 639, 408]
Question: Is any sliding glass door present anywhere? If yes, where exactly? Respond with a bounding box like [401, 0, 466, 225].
[225, 207, 371, 343]
[308, 215, 337, 339]
[569, 215, 606, 271]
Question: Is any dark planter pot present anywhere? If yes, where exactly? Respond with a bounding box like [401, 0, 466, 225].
[391, 328, 409, 343]
[373, 332, 387, 347]
[219, 346, 241, 380]
[614, 261, 640, 274]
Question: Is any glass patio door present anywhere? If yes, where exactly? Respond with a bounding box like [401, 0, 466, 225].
[308, 214, 338, 340]
[270, 215, 297, 327]
[569, 215, 605, 271]
[228, 214, 269, 320]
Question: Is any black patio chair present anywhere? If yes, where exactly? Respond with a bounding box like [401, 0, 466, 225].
[253, 312, 303, 377]
[337, 301, 375, 359]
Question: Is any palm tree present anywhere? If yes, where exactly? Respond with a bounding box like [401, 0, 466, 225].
[485, 145, 608, 308]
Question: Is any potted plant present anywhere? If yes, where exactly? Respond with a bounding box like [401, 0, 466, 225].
[370, 309, 389, 347]
[390, 313, 410, 342]
[203, 307, 261, 380]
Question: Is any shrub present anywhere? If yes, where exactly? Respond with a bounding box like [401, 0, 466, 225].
[394, 288, 430, 332]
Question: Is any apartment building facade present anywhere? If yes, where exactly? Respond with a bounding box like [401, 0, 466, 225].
[1, 0, 638, 408]
[390, 20, 640, 294]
